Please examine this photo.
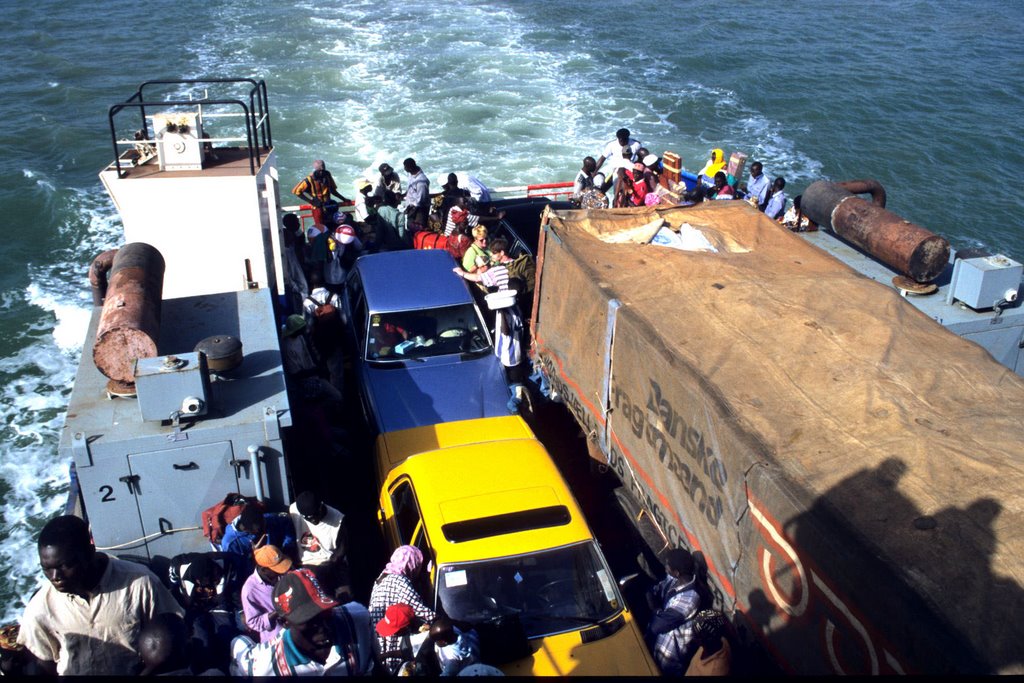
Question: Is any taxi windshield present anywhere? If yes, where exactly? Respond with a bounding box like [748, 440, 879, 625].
[365, 304, 490, 361]
[435, 542, 622, 638]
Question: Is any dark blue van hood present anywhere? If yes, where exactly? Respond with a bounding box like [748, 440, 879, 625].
[363, 354, 510, 433]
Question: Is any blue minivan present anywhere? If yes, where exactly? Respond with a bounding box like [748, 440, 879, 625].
[342, 249, 511, 433]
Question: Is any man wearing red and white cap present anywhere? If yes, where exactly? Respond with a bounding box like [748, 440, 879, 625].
[240, 545, 292, 644]
[374, 603, 422, 675]
[323, 223, 363, 294]
[230, 569, 373, 676]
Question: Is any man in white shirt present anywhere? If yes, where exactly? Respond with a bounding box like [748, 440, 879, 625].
[595, 127, 643, 173]
[17, 516, 184, 676]
[352, 178, 377, 223]
[289, 491, 350, 600]
[764, 177, 787, 220]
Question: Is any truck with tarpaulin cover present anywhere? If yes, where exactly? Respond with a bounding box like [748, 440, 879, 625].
[528, 201, 1024, 675]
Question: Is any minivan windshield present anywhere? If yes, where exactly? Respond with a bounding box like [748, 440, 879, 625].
[435, 542, 622, 638]
[365, 304, 490, 361]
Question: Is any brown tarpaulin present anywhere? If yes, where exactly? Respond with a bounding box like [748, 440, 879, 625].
[533, 202, 1024, 674]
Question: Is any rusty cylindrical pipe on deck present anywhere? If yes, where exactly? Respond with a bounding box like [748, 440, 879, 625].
[801, 180, 950, 283]
[835, 179, 887, 208]
[92, 243, 165, 384]
[88, 249, 119, 306]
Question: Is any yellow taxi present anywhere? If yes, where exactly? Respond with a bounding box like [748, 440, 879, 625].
[375, 415, 659, 676]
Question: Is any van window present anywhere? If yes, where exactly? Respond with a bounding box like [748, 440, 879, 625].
[390, 480, 422, 546]
[437, 541, 622, 639]
[494, 222, 531, 259]
[441, 506, 571, 543]
[352, 292, 368, 350]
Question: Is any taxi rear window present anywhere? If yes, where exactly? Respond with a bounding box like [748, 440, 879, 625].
[441, 506, 571, 542]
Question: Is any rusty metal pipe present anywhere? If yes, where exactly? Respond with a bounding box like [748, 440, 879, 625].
[88, 249, 119, 306]
[92, 243, 165, 384]
[836, 179, 887, 208]
[801, 180, 949, 283]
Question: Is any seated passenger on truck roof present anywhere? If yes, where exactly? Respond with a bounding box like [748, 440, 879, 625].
[629, 162, 653, 205]
[641, 153, 663, 189]
[573, 156, 600, 199]
[764, 177, 787, 220]
[595, 127, 643, 174]
[697, 148, 727, 188]
[743, 161, 771, 209]
[613, 168, 637, 208]
[710, 171, 735, 200]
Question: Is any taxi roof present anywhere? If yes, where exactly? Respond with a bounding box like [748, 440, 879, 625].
[376, 415, 537, 470]
[380, 425, 593, 564]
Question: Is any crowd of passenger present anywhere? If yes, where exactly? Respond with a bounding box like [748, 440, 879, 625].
[280, 156, 538, 423]
[6, 511, 735, 676]
[2, 141, 758, 677]
[6, 509, 508, 676]
[571, 128, 799, 230]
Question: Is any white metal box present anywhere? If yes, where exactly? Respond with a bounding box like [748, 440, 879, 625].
[949, 255, 1023, 310]
[152, 112, 205, 171]
[134, 352, 210, 422]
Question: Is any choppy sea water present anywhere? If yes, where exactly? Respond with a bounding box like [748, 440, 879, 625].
[0, 0, 1021, 621]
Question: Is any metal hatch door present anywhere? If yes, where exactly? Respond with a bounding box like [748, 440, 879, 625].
[127, 441, 239, 556]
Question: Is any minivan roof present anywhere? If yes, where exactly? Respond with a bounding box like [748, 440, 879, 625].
[380, 423, 593, 564]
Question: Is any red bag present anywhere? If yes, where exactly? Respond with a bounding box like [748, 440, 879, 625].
[413, 231, 447, 250]
[201, 493, 265, 544]
[446, 233, 471, 262]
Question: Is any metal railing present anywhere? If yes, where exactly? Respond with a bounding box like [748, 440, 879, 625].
[107, 78, 272, 178]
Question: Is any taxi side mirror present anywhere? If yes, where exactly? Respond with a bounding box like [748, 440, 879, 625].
[618, 573, 639, 589]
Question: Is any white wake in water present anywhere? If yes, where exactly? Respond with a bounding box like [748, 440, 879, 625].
[0, 185, 120, 624]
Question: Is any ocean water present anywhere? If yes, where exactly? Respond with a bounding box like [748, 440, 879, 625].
[0, 0, 1021, 622]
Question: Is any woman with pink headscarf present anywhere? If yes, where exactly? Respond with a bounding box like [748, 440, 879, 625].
[368, 545, 435, 631]
[368, 546, 436, 673]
